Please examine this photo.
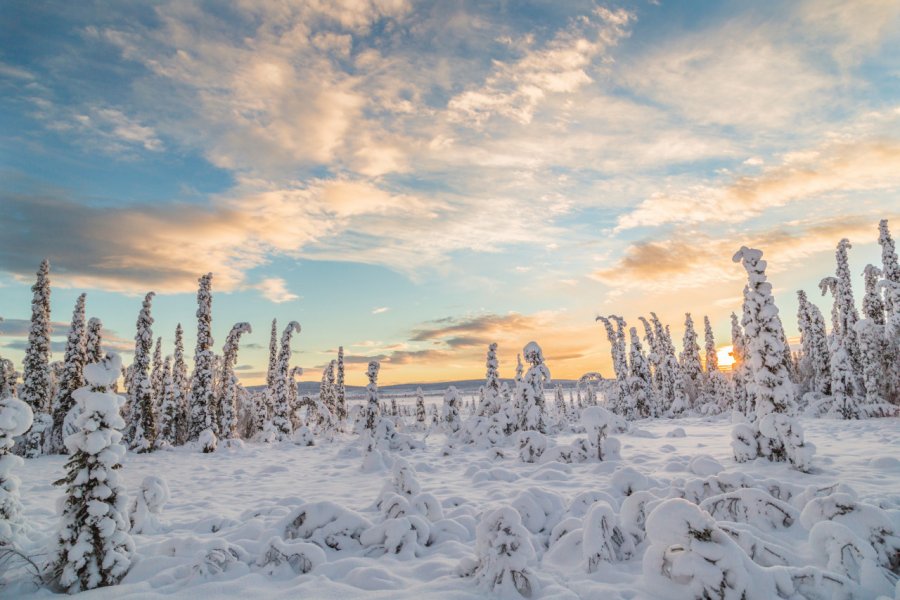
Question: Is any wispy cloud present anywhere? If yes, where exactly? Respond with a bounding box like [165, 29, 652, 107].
[371, 306, 390, 315]
[254, 277, 299, 304]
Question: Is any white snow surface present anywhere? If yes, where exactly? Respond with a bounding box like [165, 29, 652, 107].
[6, 414, 900, 598]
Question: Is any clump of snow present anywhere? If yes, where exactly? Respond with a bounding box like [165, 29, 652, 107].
[258, 535, 325, 575]
[130, 475, 170, 534]
[199, 428, 217, 453]
[461, 506, 537, 598]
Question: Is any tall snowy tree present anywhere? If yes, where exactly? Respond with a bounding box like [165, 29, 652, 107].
[862, 264, 885, 325]
[189, 273, 215, 441]
[832, 239, 863, 376]
[796, 290, 831, 396]
[732, 247, 813, 471]
[266, 318, 278, 391]
[335, 346, 346, 421]
[627, 327, 652, 419]
[172, 323, 188, 445]
[128, 292, 156, 453]
[319, 360, 336, 419]
[518, 342, 549, 432]
[638, 316, 662, 407]
[703, 316, 718, 374]
[21, 259, 52, 457]
[415, 387, 426, 424]
[219, 322, 251, 440]
[363, 361, 381, 433]
[0, 358, 15, 399]
[157, 356, 178, 446]
[680, 313, 703, 394]
[150, 337, 163, 416]
[272, 321, 301, 439]
[51, 353, 133, 592]
[478, 343, 501, 416]
[85, 317, 104, 364]
[596, 316, 628, 413]
[49, 293, 87, 454]
[879, 219, 899, 315]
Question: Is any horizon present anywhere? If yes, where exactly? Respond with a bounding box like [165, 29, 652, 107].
[2, 1, 899, 386]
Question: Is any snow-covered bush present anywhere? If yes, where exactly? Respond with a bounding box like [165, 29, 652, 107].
[129, 475, 170, 535]
[282, 500, 372, 552]
[360, 515, 431, 558]
[292, 425, 314, 447]
[643, 498, 774, 600]
[808, 520, 895, 595]
[516, 430, 546, 463]
[461, 507, 537, 598]
[199, 428, 217, 453]
[258, 536, 325, 576]
[511, 488, 565, 539]
[581, 406, 621, 461]
[0, 395, 32, 543]
[583, 500, 634, 571]
[51, 353, 134, 592]
[699, 488, 798, 531]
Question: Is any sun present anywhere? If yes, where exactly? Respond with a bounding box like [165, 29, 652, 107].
[716, 345, 735, 369]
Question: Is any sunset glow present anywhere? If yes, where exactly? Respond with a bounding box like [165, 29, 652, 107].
[717, 345, 736, 370]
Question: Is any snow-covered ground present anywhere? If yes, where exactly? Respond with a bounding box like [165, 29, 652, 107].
[7, 413, 900, 599]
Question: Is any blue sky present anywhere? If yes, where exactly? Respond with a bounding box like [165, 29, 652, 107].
[1, 0, 899, 385]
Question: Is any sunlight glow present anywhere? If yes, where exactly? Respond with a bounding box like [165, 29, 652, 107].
[717, 345, 735, 369]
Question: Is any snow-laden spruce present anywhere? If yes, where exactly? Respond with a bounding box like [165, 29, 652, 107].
[218, 322, 251, 441]
[272, 321, 301, 440]
[171, 323, 189, 445]
[796, 290, 831, 398]
[189, 273, 215, 441]
[51, 353, 134, 593]
[517, 342, 549, 433]
[0, 395, 33, 544]
[127, 292, 157, 453]
[49, 293, 87, 454]
[732, 247, 814, 472]
[21, 259, 52, 458]
[85, 317, 103, 365]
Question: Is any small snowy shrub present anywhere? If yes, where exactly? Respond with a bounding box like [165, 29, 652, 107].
[0, 395, 32, 543]
[699, 488, 798, 531]
[643, 498, 775, 600]
[462, 507, 537, 598]
[516, 430, 547, 463]
[258, 536, 325, 575]
[360, 515, 431, 558]
[199, 428, 217, 453]
[130, 475, 170, 534]
[583, 501, 634, 571]
[282, 501, 372, 552]
[581, 406, 621, 461]
[292, 425, 315, 447]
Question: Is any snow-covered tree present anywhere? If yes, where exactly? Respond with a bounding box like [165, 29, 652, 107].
[128, 292, 156, 453]
[730, 312, 751, 414]
[680, 312, 703, 394]
[0, 395, 32, 544]
[518, 342, 549, 433]
[796, 290, 831, 396]
[703, 316, 717, 373]
[219, 322, 251, 440]
[189, 273, 215, 441]
[442, 386, 461, 434]
[627, 327, 652, 419]
[415, 388, 426, 424]
[832, 239, 863, 377]
[0, 358, 16, 399]
[85, 317, 104, 364]
[878, 219, 899, 315]
[732, 247, 813, 471]
[830, 340, 863, 419]
[266, 318, 278, 391]
[319, 360, 336, 420]
[363, 361, 381, 434]
[49, 293, 87, 454]
[862, 264, 885, 325]
[171, 324, 188, 445]
[51, 353, 133, 592]
[272, 321, 301, 440]
[157, 356, 178, 446]
[335, 346, 347, 422]
[21, 259, 52, 457]
[597, 316, 628, 413]
[478, 343, 502, 416]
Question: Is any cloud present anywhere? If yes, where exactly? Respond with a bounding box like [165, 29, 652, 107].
[371, 306, 390, 315]
[410, 313, 538, 346]
[622, 17, 834, 131]
[594, 216, 891, 291]
[616, 128, 900, 230]
[254, 278, 299, 303]
[795, 0, 900, 68]
[448, 8, 633, 126]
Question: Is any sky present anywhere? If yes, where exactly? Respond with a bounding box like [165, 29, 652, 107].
[1, 0, 899, 386]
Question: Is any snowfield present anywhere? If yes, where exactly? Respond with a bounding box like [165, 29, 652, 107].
[7, 410, 900, 599]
